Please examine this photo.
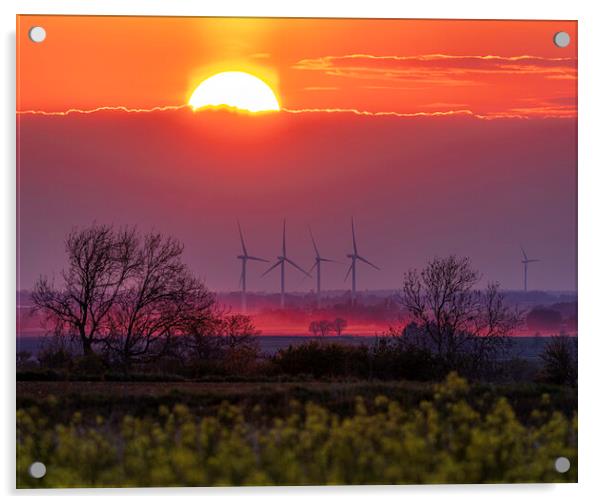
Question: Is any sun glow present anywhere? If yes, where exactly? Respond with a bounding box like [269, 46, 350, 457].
[188, 72, 280, 113]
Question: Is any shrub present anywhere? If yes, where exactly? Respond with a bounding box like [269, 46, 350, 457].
[539, 335, 577, 387]
[72, 354, 108, 377]
[370, 337, 444, 381]
[272, 341, 369, 378]
[271, 339, 445, 381]
[37, 347, 74, 370]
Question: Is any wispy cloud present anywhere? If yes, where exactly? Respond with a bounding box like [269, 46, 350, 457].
[293, 53, 577, 85]
[17, 104, 187, 116]
[17, 104, 574, 120]
[282, 107, 531, 120]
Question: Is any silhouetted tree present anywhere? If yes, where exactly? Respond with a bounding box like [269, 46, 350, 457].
[318, 320, 333, 337]
[31, 225, 217, 370]
[182, 311, 260, 375]
[400, 255, 521, 372]
[32, 224, 140, 356]
[104, 233, 215, 370]
[308, 319, 334, 337]
[214, 313, 261, 374]
[332, 318, 348, 336]
[309, 321, 321, 337]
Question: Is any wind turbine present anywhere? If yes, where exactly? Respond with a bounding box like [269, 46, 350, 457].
[237, 221, 268, 312]
[345, 218, 380, 303]
[308, 227, 337, 308]
[521, 246, 540, 292]
[262, 220, 311, 308]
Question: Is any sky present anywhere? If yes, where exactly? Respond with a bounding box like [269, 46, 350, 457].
[17, 16, 577, 292]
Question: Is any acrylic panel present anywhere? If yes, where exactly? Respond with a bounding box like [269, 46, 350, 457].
[16, 15, 577, 488]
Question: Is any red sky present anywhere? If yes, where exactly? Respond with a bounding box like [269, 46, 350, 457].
[16, 16, 577, 292]
[17, 16, 576, 117]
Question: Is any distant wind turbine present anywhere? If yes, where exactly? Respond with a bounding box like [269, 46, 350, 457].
[262, 220, 311, 308]
[308, 227, 337, 308]
[237, 221, 268, 312]
[521, 246, 540, 292]
[345, 218, 380, 303]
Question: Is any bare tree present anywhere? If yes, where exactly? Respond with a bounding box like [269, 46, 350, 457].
[215, 313, 261, 354]
[309, 321, 321, 337]
[183, 311, 260, 374]
[104, 233, 215, 370]
[318, 320, 334, 337]
[31, 224, 140, 356]
[308, 320, 334, 338]
[400, 255, 521, 370]
[332, 318, 348, 337]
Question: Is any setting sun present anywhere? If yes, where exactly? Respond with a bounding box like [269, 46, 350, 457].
[188, 71, 280, 113]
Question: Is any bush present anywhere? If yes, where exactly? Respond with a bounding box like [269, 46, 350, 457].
[370, 337, 444, 381]
[539, 335, 577, 387]
[37, 347, 74, 370]
[272, 341, 369, 378]
[73, 353, 107, 375]
[271, 339, 446, 381]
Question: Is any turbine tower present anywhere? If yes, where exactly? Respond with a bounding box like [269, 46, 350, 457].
[345, 218, 380, 303]
[521, 246, 540, 292]
[308, 227, 336, 308]
[263, 220, 311, 308]
[237, 221, 268, 312]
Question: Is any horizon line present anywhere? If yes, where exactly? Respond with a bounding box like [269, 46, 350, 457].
[15, 104, 576, 120]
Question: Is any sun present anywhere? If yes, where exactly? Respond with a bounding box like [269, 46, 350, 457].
[188, 71, 280, 113]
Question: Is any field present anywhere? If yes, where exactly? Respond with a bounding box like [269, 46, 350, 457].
[17, 375, 577, 488]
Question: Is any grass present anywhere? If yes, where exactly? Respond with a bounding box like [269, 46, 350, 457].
[17, 378, 576, 425]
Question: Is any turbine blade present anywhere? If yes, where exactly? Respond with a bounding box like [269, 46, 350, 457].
[344, 263, 353, 281]
[352, 217, 358, 255]
[320, 257, 339, 264]
[247, 256, 269, 263]
[308, 260, 318, 274]
[357, 255, 380, 270]
[520, 246, 528, 261]
[261, 260, 282, 277]
[309, 226, 319, 257]
[285, 258, 311, 277]
[282, 219, 287, 257]
[237, 220, 248, 256]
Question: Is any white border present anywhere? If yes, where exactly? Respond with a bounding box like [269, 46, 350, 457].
[3, 0, 601, 502]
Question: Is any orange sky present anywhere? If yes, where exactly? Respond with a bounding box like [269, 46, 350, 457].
[17, 16, 577, 117]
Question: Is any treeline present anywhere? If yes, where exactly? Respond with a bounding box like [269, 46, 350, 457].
[18, 331, 577, 387]
[308, 318, 348, 337]
[526, 304, 578, 333]
[25, 224, 577, 386]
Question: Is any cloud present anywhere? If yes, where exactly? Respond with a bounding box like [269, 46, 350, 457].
[17, 104, 187, 116]
[18, 105, 572, 120]
[293, 53, 577, 85]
